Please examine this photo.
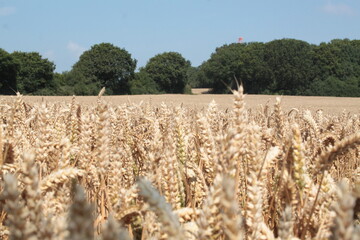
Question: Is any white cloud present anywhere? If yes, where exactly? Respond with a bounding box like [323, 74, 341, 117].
[67, 41, 86, 58]
[0, 7, 16, 16]
[322, 3, 356, 16]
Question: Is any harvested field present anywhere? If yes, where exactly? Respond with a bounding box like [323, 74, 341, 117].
[191, 88, 211, 94]
[1, 92, 359, 115]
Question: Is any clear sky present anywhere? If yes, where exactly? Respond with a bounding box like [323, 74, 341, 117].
[1, 0, 360, 72]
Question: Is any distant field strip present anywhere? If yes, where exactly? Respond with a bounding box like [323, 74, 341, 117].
[1, 93, 359, 114]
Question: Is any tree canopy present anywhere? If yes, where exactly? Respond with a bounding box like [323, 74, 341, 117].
[143, 52, 191, 93]
[1, 38, 360, 97]
[71, 43, 137, 95]
[198, 38, 360, 96]
[186, 66, 212, 89]
[11, 51, 56, 95]
[129, 70, 160, 95]
[0, 49, 17, 95]
[263, 39, 316, 95]
[201, 42, 272, 93]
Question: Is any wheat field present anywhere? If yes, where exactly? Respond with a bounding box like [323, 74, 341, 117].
[1, 91, 359, 115]
[0, 88, 359, 240]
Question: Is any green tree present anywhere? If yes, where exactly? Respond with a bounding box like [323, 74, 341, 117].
[187, 66, 212, 88]
[263, 39, 316, 95]
[202, 43, 245, 93]
[202, 42, 271, 94]
[11, 51, 56, 95]
[305, 76, 360, 97]
[72, 43, 137, 95]
[0, 49, 17, 95]
[143, 52, 191, 93]
[313, 39, 360, 81]
[52, 72, 68, 95]
[201, 38, 360, 96]
[237, 42, 271, 93]
[307, 39, 360, 97]
[129, 70, 161, 95]
[53, 70, 99, 96]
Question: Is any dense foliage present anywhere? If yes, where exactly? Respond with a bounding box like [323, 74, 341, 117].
[142, 52, 191, 94]
[129, 71, 160, 95]
[1, 38, 360, 96]
[71, 43, 137, 95]
[200, 39, 360, 96]
[12, 51, 56, 95]
[0, 49, 17, 95]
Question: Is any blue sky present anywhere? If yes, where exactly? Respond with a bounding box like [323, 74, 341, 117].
[1, 0, 359, 72]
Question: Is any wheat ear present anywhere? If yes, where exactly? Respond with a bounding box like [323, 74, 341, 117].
[137, 178, 185, 240]
[331, 179, 357, 240]
[220, 175, 245, 240]
[40, 167, 84, 193]
[21, 151, 44, 239]
[66, 184, 94, 240]
[101, 214, 131, 240]
[317, 132, 360, 173]
[278, 205, 294, 240]
[1, 174, 27, 240]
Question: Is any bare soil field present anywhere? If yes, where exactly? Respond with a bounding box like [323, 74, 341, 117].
[1, 92, 359, 115]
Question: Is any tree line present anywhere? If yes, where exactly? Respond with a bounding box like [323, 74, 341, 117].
[1, 39, 360, 96]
